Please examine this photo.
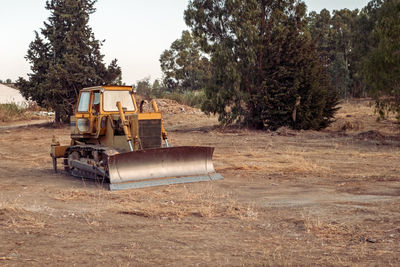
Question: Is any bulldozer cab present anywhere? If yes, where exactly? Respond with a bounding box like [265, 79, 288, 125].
[71, 86, 138, 137]
[91, 91, 100, 115]
[71, 85, 165, 151]
[73, 89, 98, 134]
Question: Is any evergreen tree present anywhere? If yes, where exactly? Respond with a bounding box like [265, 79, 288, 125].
[185, 0, 339, 130]
[17, 0, 121, 122]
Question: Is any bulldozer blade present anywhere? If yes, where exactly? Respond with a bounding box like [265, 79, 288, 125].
[107, 146, 222, 190]
[108, 173, 223, 190]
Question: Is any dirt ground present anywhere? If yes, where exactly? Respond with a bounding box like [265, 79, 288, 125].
[0, 99, 399, 266]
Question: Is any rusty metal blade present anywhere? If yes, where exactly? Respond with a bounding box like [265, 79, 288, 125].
[107, 146, 219, 185]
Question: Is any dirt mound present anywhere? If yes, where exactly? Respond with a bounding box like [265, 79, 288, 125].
[139, 98, 203, 115]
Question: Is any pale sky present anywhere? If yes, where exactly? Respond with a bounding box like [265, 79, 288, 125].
[0, 0, 370, 85]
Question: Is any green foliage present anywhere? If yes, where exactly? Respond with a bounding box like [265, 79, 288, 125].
[185, 0, 339, 130]
[330, 52, 351, 98]
[363, 0, 400, 122]
[0, 79, 13, 84]
[0, 103, 25, 122]
[160, 31, 211, 92]
[136, 78, 152, 100]
[0, 102, 47, 122]
[307, 0, 400, 123]
[0, 103, 23, 115]
[151, 79, 164, 98]
[162, 90, 206, 108]
[307, 8, 360, 98]
[182, 90, 206, 108]
[16, 0, 121, 122]
[135, 77, 206, 108]
[306, 1, 396, 100]
[308, 9, 332, 60]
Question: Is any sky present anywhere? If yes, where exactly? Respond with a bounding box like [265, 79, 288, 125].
[0, 0, 370, 85]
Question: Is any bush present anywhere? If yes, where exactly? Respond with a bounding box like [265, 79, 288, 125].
[161, 92, 183, 104]
[0, 103, 26, 122]
[161, 90, 206, 108]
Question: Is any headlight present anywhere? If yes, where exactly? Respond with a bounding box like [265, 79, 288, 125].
[77, 118, 90, 132]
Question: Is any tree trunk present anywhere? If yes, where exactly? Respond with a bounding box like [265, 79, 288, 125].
[54, 110, 61, 124]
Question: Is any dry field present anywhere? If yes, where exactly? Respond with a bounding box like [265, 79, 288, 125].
[0, 99, 399, 266]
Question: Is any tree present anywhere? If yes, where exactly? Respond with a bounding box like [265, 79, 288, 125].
[308, 8, 361, 98]
[363, 0, 400, 121]
[308, 9, 332, 63]
[330, 9, 358, 98]
[185, 0, 339, 130]
[330, 52, 351, 98]
[17, 0, 121, 122]
[160, 30, 211, 92]
[136, 77, 152, 99]
[151, 79, 164, 98]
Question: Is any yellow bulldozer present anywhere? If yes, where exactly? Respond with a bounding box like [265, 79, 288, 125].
[50, 85, 222, 190]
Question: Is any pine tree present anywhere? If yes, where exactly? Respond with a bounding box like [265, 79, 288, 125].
[17, 0, 121, 122]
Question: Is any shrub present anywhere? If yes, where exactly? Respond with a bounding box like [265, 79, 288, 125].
[161, 90, 206, 108]
[0, 103, 26, 122]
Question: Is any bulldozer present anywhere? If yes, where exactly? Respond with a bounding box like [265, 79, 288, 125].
[50, 85, 222, 190]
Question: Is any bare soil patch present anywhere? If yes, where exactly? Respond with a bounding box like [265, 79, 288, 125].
[0, 99, 399, 265]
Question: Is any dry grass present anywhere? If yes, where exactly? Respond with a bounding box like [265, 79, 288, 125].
[329, 99, 399, 135]
[0, 98, 399, 265]
[0, 202, 46, 229]
[51, 188, 109, 201]
[115, 196, 255, 220]
[302, 216, 356, 240]
[213, 100, 399, 182]
[0, 103, 30, 122]
[50, 185, 258, 220]
[114, 185, 258, 220]
[0, 102, 50, 125]
[219, 149, 332, 176]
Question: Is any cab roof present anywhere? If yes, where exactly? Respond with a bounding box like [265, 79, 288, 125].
[80, 85, 133, 92]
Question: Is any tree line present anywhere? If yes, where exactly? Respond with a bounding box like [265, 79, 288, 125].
[0, 79, 13, 84]
[161, 0, 400, 128]
[18, 0, 400, 128]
